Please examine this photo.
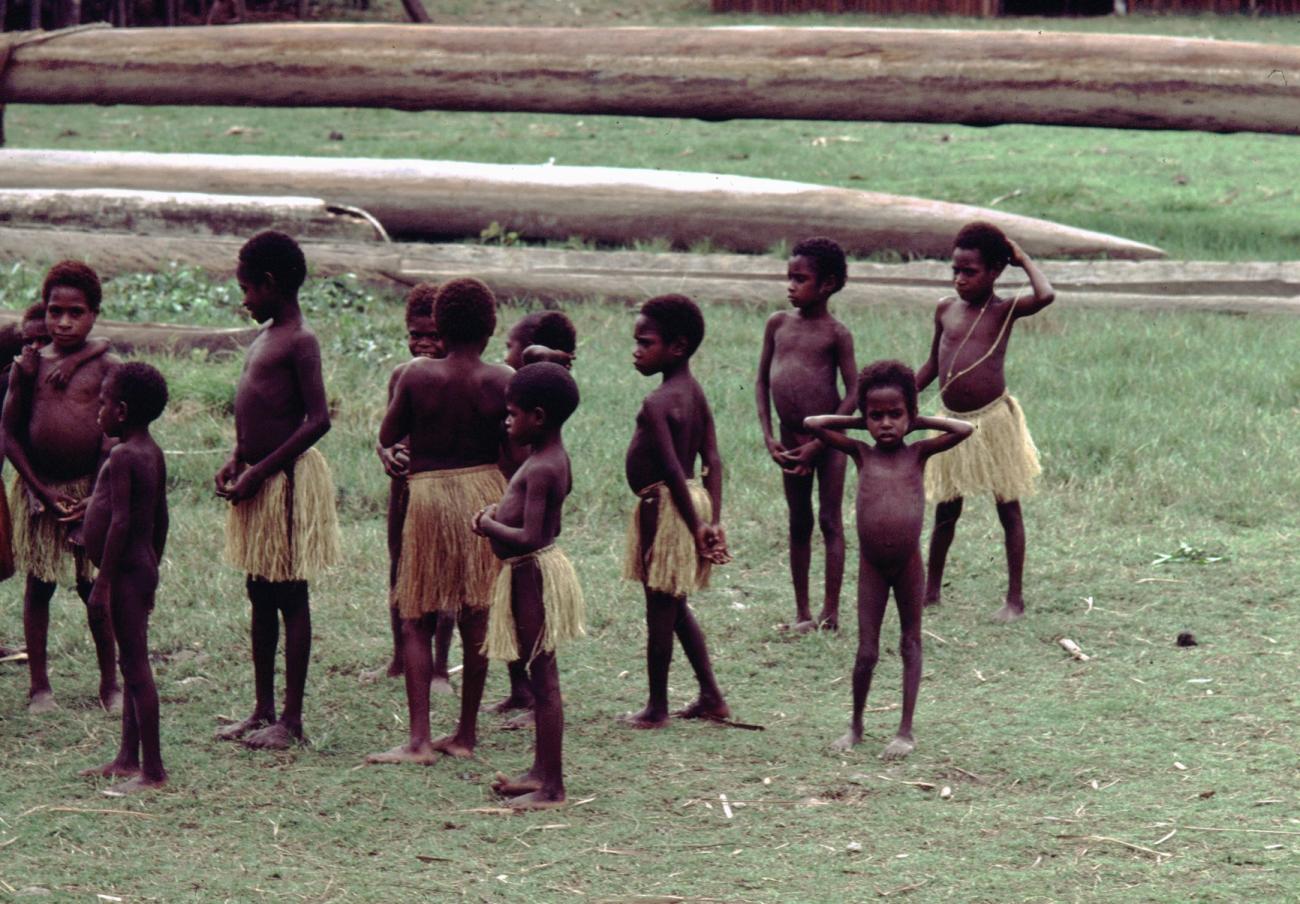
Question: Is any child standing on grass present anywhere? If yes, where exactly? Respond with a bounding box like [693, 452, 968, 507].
[915, 222, 1055, 623]
[620, 294, 731, 730]
[366, 278, 511, 765]
[806, 360, 971, 759]
[755, 237, 858, 633]
[474, 363, 585, 810]
[215, 231, 340, 750]
[364, 283, 458, 694]
[3, 263, 121, 713]
[79, 363, 169, 794]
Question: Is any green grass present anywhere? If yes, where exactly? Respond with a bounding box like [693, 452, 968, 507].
[0, 264, 1297, 901]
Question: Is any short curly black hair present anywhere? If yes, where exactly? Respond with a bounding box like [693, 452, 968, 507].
[109, 361, 169, 427]
[791, 236, 847, 291]
[513, 310, 577, 354]
[0, 324, 24, 363]
[42, 260, 102, 313]
[21, 301, 45, 325]
[639, 294, 704, 357]
[508, 362, 580, 428]
[953, 221, 1012, 271]
[237, 230, 308, 293]
[856, 359, 918, 419]
[434, 278, 497, 345]
[405, 282, 438, 322]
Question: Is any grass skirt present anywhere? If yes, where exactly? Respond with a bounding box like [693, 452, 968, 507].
[10, 474, 94, 584]
[622, 479, 712, 597]
[394, 464, 505, 618]
[483, 545, 585, 663]
[925, 393, 1040, 504]
[223, 447, 340, 583]
[0, 478, 13, 582]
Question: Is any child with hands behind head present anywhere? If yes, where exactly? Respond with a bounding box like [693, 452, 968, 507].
[805, 360, 971, 760]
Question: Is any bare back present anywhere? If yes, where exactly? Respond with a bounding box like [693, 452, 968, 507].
[930, 295, 1017, 412]
[382, 353, 512, 472]
[234, 322, 325, 467]
[625, 374, 710, 494]
[21, 349, 118, 482]
[83, 436, 167, 572]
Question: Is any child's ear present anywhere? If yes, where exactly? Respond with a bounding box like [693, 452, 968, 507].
[531, 405, 548, 427]
[668, 336, 690, 358]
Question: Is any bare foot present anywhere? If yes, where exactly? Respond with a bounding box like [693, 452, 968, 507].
[923, 591, 942, 609]
[992, 602, 1025, 624]
[507, 790, 566, 810]
[619, 707, 669, 729]
[815, 612, 839, 632]
[487, 694, 533, 715]
[881, 734, 915, 760]
[101, 688, 123, 714]
[103, 774, 166, 796]
[214, 715, 270, 741]
[430, 675, 455, 696]
[28, 690, 57, 714]
[242, 722, 304, 750]
[429, 734, 474, 758]
[830, 729, 862, 752]
[502, 709, 535, 731]
[80, 759, 139, 778]
[491, 771, 542, 796]
[674, 697, 731, 721]
[365, 741, 440, 765]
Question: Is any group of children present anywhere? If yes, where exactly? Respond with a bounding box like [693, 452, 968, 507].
[2, 218, 1054, 803]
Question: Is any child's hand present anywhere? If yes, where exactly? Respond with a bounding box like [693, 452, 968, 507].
[45, 359, 74, 388]
[764, 437, 789, 467]
[1007, 238, 1027, 268]
[471, 504, 497, 536]
[222, 467, 265, 503]
[695, 524, 732, 565]
[16, 346, 40, 377]
[55, 496, 88, 524]
[377, 442, 409, 479]
[214, 458, 242, 498]
[781, 441, 822, 476]
[522, 345, 575, 369]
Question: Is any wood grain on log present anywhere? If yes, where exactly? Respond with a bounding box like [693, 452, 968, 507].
[0, 24, 1296, 133]
[0, 309, 257, 354]
[0, 150, 1164, 260]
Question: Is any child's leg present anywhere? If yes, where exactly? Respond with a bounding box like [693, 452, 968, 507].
[82, 691, 139, 777]
[814, 449, 847, 630]
[994, 500, 1026, 622]
[216, 576, 279, 740]
[671, 596, 729, 720]
[884, 552, 924, 760]
[488, 658, 536, 715]
[383, 480, 405, 678]
[831, 557, 889, 751]
[243, 580, 310, 749]
[22, 574, 57, 711]
[431, 606, 488, 757]
[430, 612, 456, 694]
[780, 469, 816, 628]
[621, 586, 677, 729]
[924, 498, 964, 606]
[76, 575, 121, 711]
[112, 581, 165, 785]
[366, 613, 440, 764]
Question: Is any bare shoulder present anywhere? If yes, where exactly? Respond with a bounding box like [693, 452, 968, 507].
[764, 310, 792, 331]
[289, 325, 322, 357]
[485, 361, 515, 388]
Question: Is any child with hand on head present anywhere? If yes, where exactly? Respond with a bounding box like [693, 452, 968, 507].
[756, 237, 857, 633]
[79, 362, 170, 795]
[620, 294, 731, 730]
[474, 362, 585, 810]
[915, 222, 1055, 623]
[216, 231, 340, 750]
[806, 360, 971, 759]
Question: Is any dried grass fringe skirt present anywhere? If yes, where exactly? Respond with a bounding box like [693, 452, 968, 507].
[483, 544, 585, 663]
[924, 393, 1040, 504]
[622, 479, 712, 598]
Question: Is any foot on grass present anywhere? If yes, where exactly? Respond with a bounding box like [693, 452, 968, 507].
[28, 690, 57, 714]
[830, 729, 862, 752]
[102, 774, 166, 796]
[429, 734, 474, 758]
[491, 771, 542, 796]
[430, 674, 455, 696]
[923, 590, 942, 609]
[214, 715, 271, 742]
[618, 707, 669, 730]
[101, 688, 123, 715]
[881, 734, 915, 760]
[673, 697, 731, 722]
[365, 742, 440, 765]
[486, 694, 533, 715]
[359, 660, 403, 684]
[242, 722, 305, 750]
[80, 759, 139, 778]
[502, 709, 535, 731]
[506, 790, 566, 811]
[992, 601, 1025, 624]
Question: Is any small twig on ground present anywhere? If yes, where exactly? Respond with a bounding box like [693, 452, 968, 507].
[922, 629, 948, 645]
[1057, 834, 1172, 860]
[1136, 578, 1186, 584]
[877, 775, 936, 791]
[1152, 828, 1177, 846]
[1177, 824, 1300, 837]
[949, 765, 985, 783]
[1058, 638, 1091, 661]
[20, 806, 154, 819]
[876, 879, 929, 896]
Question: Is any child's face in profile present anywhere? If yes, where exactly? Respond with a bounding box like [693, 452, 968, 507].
[863, 385, 912, 449]
[504, 324, 529, 369]
[951, 247, 1000, 304]
[504, 399, 544, 445]
[237, 268, 278, 323]
[46, 286, 96, 351]
[97, 381, 127, 439]
[786, 255, 830, 310]
[406, 313, 443, 359]
[631, 315, 675, 375]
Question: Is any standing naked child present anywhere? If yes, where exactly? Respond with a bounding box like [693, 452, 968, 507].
[756, 237, 858, 632]
[79, 363, 170, 794]
[216, 231, 340, 749]
[620, 294, 731, 729]
[365, 283, 457, 693]
[367, 277, 511, 765]
[3, 263, 120, 712]
[474, 363, 585, 809]
[805, 360, 971, 758]
[915, 222, 1055, 623]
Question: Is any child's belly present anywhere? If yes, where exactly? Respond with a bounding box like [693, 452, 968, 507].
[855, 496, 924, 565]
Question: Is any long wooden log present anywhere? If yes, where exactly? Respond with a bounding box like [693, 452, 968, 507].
[0, 150, 1164, 260]
[1, 227, 1294, 314]
[1, 24, 1297, 133]
[0, 188, 383, 241]
[0, 309, 256, 354]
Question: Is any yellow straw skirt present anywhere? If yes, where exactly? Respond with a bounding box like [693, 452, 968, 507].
[622, 479, 713, 598]
[10, 474, 94, 584]
[0, 479, 14, 582]
[223, 447, 340, 583]
[393, 464, 506, 618]
[925, 393, 1041, 504]
[483, 545, 585, 663]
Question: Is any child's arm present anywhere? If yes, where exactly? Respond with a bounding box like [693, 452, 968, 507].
[474, 471, 554, 555]
[377, 368, 414, 451]
[754, 314, 789, 466]
[45, 338, 110, 388]
[803, 414, 866, 461]
[221, 332, 331, 503]
[153, 460, 169, 562]
[522, 345, 575, 369]
[1007, 240, 1055, 317]
[87, 451, 133, 613]
[1, 364, 57, 512]
[376, 366, 409, 478]
[914, 305, 945, 394]
[908, 415, 973, 461]
[698, 400, 730, 563]
[783, 321, 859, 475]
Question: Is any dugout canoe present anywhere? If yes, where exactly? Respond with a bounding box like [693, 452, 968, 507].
[0, 188, 384, 241]
[2, 228, 1293, 314]
[0, 308, 257, 354]
[0, 24, 1296, 134]
[0, 150, 1164, 260]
